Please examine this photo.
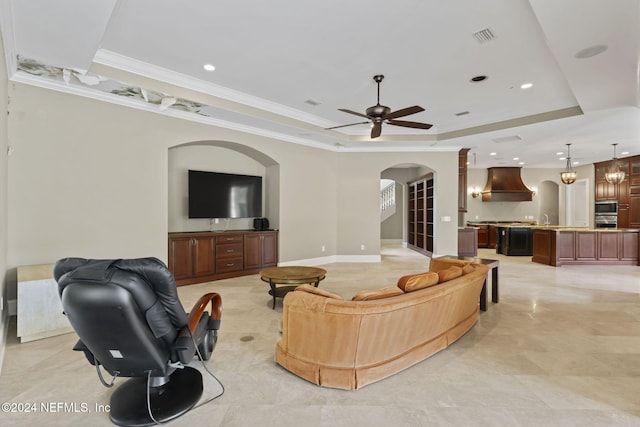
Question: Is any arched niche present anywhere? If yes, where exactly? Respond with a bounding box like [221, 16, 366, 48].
[168, 140, 280, 232]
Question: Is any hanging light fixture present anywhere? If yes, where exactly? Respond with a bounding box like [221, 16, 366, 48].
[604, 143, 626, 185]
[560, 143, 577, 185]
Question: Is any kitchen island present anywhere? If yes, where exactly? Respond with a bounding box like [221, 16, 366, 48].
[532, 227, 639, 266]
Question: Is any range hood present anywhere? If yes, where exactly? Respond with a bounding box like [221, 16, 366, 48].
[481, 167, 533, 202]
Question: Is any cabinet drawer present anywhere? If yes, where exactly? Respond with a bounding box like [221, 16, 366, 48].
[216, 257, 244, 273]
[216, 234, 243, 244]
[216, 242, 243, 258]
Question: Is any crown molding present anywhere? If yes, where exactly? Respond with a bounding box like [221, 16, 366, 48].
[0, 0, 17, 77]
[93, 49, 334, 129]
[10, 71, 336, 151]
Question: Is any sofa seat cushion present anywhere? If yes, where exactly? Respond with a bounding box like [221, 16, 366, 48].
[397, 272, 439, 292]
[352, 286, 404, 301]
[437, 266, 463, 283]
[295, 284, 343, 300]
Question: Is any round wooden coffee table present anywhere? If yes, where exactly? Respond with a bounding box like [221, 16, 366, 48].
[259, 266, 327, 309]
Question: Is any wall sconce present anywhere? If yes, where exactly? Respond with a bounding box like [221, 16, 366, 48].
[469, 187, 481, 198]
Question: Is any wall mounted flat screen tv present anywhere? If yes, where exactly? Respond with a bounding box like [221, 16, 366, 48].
[188, 170, 262, 219]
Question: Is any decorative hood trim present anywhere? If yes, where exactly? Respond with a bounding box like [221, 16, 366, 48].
[481, 167, 533, 202]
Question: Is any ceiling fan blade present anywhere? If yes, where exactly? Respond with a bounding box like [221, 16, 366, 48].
[384, 105, 425, 120]
[387, 119, 433, 130]
[371, 122, 382, 138]
[326, 121, 370, 130]
[338, 108, 371, 119]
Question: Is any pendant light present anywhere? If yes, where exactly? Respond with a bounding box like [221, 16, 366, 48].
[604, 143, 626, 185]
[560, 143, 577, 185]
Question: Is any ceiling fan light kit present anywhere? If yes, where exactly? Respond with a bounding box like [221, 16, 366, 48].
[326, 75, 433, 139]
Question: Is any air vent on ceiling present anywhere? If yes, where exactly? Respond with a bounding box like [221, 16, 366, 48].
[492, 135, 523, 144]
[304, 99, 321, 106]
[473, 28, 495, 43]
[455, 111, 470, 116]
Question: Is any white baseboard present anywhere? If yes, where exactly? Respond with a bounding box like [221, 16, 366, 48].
[381, 239, 404, 245]
[278, 254, 381, 266]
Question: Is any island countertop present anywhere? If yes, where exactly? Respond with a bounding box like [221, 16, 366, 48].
[532, 228, 639, 266]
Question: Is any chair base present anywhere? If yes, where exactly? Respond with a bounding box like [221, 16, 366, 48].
[109, 367, 203, 427]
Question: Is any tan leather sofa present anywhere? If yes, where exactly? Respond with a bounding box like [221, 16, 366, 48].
[275, 258, 489, 390]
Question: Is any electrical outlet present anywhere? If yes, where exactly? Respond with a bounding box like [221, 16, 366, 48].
[441, 216, 451, 222]
[214, 218, 219, 224]
[321, 245, 325, 252]
[360, 244, 365, 251]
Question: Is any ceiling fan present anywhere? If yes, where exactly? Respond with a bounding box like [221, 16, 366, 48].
[326, 75, 433, 139]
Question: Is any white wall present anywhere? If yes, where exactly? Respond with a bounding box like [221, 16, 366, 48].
[6, 82, 460, 301]
[466, 168, 576, 224]
[0, 29, 9, 372]
[168, 145, 267, 232]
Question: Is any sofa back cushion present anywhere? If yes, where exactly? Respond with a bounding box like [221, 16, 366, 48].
[461, 264, 475, 275]
[352, 286, 404, 301]
[437, 265, 463, 283]
[295, 284, 343, 300]
[429, 258, 471, 272]
[397, 272, 439, 292]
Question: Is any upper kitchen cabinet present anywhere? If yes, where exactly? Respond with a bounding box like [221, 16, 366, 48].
[594, 154, 639, 229]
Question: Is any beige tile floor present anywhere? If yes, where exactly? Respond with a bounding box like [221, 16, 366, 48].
[1, 246, 639, 426]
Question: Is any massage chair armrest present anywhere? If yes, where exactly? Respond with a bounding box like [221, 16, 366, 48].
[187, 292, 223, 333]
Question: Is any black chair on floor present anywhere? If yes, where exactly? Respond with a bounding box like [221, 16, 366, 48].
[54, 257, 222, 426]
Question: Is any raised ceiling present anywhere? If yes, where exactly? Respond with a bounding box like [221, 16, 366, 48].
[2, 0, 639, 168]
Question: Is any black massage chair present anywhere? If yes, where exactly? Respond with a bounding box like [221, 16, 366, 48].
[55, 257, 222, 426]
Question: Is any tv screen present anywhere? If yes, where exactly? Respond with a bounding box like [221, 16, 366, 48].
[188, 170, 262, 219]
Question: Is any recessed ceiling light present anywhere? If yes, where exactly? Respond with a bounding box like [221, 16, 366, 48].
[573, 161, 580, 165]
[520, 82, 533, 89]
[622, 151, 629, 155]
[490, 152, 497, 156]
[518, 162, 525, 165]
[470, 75, 488, 83]
[203, 64, 216, 71]
[575, 44, 608, 59]
[556, 151, 563, 156]
[513, 157, 519, 160]
[559, 157, 566, 161]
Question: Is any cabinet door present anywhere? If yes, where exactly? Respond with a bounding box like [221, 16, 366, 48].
[618, 205, 630, 229]
[630, 194, 640, 228]
[597, 232, 619, 260]
[193, 236, 215, 277]
[243, 234, 262, 270]
[476, 225, 488, 248]
[261, 233, 278, 267]
[168, 237, 194, 280]
[575, 232, 597, 260]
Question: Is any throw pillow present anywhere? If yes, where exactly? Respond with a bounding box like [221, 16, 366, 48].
[397, 271, 439, 292]
[352, 286, 404, 301]
[437, 266, 463, 283]
[294, 284, 343, 300]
